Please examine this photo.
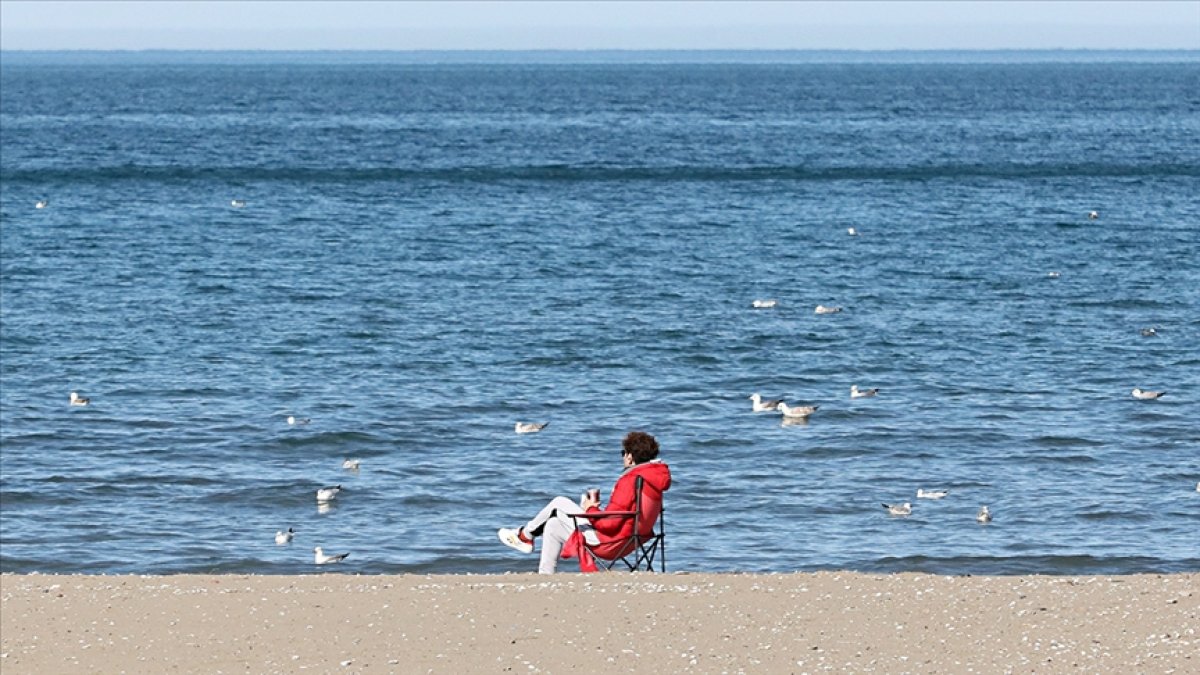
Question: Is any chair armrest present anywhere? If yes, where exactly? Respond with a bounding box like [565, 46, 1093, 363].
[569, 510, 638, 520]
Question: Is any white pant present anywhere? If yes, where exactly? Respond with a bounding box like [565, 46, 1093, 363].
[523, 496, 600, 574]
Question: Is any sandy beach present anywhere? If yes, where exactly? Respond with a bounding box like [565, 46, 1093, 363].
[1, 572, 1195, 673]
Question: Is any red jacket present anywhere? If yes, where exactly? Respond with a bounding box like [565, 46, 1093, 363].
[587, 459, 671, 541]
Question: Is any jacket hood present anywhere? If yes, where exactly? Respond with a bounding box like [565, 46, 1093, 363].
[627, 459, 671, 493]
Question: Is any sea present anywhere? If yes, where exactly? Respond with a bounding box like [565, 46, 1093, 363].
[1, 51, 1198, 576]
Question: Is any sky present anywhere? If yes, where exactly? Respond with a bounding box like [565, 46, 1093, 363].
[0, 1, 1197, 51]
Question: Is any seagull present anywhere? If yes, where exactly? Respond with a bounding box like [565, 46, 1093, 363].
[316, 485, 341, 502]
[69, 391, 90, 406]
[847, 227, 858, 236]
[287, 416, 311, 425]
[751, 299, 777, 309]
[1088, 210, 1099, 220]
[35, 199, 49, 209]
[231, 199, 246, 208]
[850, 385, 879, 399]
[515, 422, 549, 434]
[778, 402, 819, 419]
[883, 502, 912, 516]
[749, 393, 782, 412]
[917, 489, 949, 499]
[1047, 271, 1061, 279]
[314, 547, 349, 565]
[1131, 388, 1166, 400]
[814, 305, 842, 315]
[341, 459, 361, 470]
[275, 527, 295, 544]
[1140, 327, 1158, 337]
[977, 505, 993, 522]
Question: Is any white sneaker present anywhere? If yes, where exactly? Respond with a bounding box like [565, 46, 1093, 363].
[498, 528, 533, 554]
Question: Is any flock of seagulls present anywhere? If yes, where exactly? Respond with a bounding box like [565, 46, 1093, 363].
[882, 491, 992, 524]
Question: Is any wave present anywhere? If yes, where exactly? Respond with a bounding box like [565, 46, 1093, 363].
[4, 162, 1197, 184]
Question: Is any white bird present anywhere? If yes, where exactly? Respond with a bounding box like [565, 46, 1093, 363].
[275, 527, 294, 544]
[1088, 210, 1099, 220]
[1131, 388, 1166, 400]
[316, 485, 341, 502]
[883, 502, 912, 516]
[1140, 327, 1157, 337]
[287, 416, 311, 425]
[917, 489, 949, 499]
[847, 227, 858, 236]
[342, 459, 361, 470]
[69, 391, 90, 406]
[977, 505, 993, 522]
[751, 299, 777, 309]
[231, 199, 246, 208]
[778, 402, 819, 419]
[850, 385, 879, 399]
[515, 422, 549, 434]
[35, 199, 49, 209]
[814, 305, 842, 315]
[1047, 271, 1061, 279]
[749, 393, 782, 412]
[314, 547, 349, 565]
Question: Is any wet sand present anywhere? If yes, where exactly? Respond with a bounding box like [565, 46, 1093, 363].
[1, 572, 1196, 673]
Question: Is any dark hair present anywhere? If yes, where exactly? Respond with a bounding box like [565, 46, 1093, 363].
[622, 431, 659, 464]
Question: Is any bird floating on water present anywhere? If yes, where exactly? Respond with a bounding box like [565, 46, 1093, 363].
[917, 489, 949, 499]
[35, 199, 49, 209]
[316, 485, 341, 503]
[1088, 210, 1099, 220]
[1131, 388, 1166, 400]
[751, 299, 777, 309]
[977, 506, 993, 523]
[342, 459, 361, 470]
[749, 393, 782, 412]
[847, 227, 858, 236]
[275, 527, 295, 544]
[778, 402, 819, 419]
[287, 416, 311, 425]
[314, 546, 349, 565]
[883, 502, 912, 516]
[1140, 327, 1158, 337]
[231, 199, 246, 208]
[515, 422, 549, 434]
[1047, 271, 1061, 279]
[69, 391, 90, 406]
[850, 385, 879, 399]
[814, 305, 842, 315]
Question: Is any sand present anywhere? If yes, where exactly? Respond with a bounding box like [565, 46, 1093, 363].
[1, 572, 1196, 673]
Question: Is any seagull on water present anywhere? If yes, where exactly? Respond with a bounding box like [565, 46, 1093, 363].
[35, 199, 49, 209]
[1132, 388, 1166, 400]
[275, 527, 295, 544]
[847, 227, 858, 236]
[778, 402, 819, 419]
[515, 422, 549, 434]
[883, 502, 912, 516]
[316, 485, 341, 502]
[1140, 327, 1158, 337]
[917, 489, 949, 499]
[231, 199, 246, 208]
[977, 505, 993, 522]
[287, 416, 311, 425]
[814, 305, 842, 315]
[751, 299, 777, 309]
[749, 393, 782, 412]
[1088, 210, 1099, 220]
[69, 391, 90, 406]
[342, 459, 361, 470]
[850, 385, 879, 399]
[314, 547, 350, 565]
[1047, 271, 1061, 279]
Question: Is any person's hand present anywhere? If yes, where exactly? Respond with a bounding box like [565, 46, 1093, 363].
[581, 494, 600, 510]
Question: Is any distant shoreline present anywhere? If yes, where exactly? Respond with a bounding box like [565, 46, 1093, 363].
[3, 48, 1199, 65]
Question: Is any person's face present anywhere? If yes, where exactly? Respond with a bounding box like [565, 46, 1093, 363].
[622, 451, 633, 468]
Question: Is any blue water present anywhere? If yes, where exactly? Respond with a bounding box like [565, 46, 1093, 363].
[2, 54, 1199, 576]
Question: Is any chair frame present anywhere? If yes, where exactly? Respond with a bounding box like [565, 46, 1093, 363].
[569, 476, 666, 572]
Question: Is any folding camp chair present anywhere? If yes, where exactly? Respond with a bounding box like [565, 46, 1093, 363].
[567, 476, 666, 572]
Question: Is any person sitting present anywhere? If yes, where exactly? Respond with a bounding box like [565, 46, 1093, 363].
[497, 430, 671, 574]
